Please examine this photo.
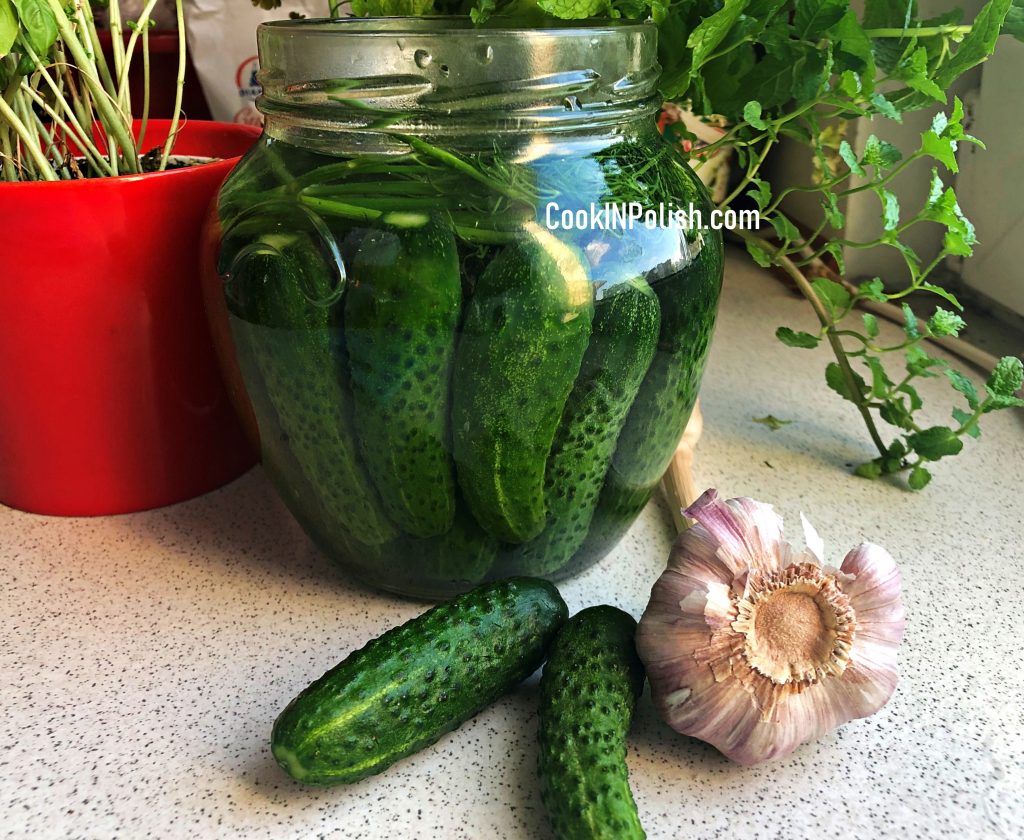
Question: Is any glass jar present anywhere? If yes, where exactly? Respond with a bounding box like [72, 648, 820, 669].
[206, 17, 723, 598]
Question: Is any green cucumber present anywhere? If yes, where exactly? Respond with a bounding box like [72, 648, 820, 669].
[230, 229, 395, 546]
[346, 214, 461, 538]
[452, 224, 595, 543]
[578, 233, 722, 561]
[538, 606, 646, 840]
[271, 577, 568, 785]
[514, 278, 660, 575]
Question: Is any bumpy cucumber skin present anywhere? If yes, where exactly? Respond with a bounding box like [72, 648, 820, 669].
[514, 279, 660, 575]
[538, 606, 647, 840]
[452, 230, 594, 543]
[271, 578, 568, 786]
[230, 231, 395, 546]
[346, 216, 461, 538]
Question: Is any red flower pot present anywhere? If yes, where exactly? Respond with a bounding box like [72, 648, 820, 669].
[0, 120, 261, 516]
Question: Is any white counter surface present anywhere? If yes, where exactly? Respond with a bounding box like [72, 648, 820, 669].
[3, 251, 1022, 839]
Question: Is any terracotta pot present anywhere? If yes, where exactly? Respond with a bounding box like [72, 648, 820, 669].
[0, 120, 260, 515]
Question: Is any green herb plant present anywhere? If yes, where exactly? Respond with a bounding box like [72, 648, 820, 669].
[0, 0, 186, 180]
[254, 0, 1024, 489]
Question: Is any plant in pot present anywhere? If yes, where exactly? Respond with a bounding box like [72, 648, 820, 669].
[0, 0, 260, 515]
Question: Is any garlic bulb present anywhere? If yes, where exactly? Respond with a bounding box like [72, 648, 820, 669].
[636, 489, 905, 765]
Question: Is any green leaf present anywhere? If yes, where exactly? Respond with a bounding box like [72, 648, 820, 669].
[854, 460, 884, 479]
[908, 425, 964, 460]
[823, 240, 846, 274]
[536, 0, 605, 18]
[1006, 0, 1024, 41]
[952, 406, 982, 437]
[898, 46, 946, 102]
[770, 212, 801, 242]
[908, 465, 932, 490]
[826, 362, 868, 402]
[899, 382, 923, 410]
[928, 308, 966, 337]
[776, 326, 821, 348]
[821, 192, 845, 228]
[859, 277, 887, 302]
[0, 0, 16, 58]
[879, 395, 915, 430]
[688, 0, 749, 71]
[880, 188, 900, 230]
[920, 129, 959, 173]
[832, 10, 875, 79]
[986, 393, 1024, 410]
[905, 345, 945, 377]
[861, 134, 903, 169]
[751, 46, 829, 109]
[811, 277, 852, 317]
[863, 312, 880, 338]
[753, 414, 795, 431]
[946, 369, 980, 408]
[986, 355, 1024, 397]
[870, 91, 903, 122]
[795, 0, 847, 39]
[745, 237, 774, 268]
[352, 0, 435, 13]
[902, 302, 919, 339]
[839, 139, 865, 176]
[12, 0, 57, 56]
[935, 0, 1014, 89]
[743, 100, 768, 130]
[865, 356, 894, 398]
[747, 178, 772, 211]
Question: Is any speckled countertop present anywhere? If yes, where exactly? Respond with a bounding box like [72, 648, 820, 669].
[3, 250, 1022, 839]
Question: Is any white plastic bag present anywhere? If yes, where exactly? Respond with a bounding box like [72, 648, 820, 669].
[183, 0, 326, 124]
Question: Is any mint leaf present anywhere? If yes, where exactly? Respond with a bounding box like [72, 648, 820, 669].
[908, 426, 964, 460]
[928, 307, 966, 337]
[905, 345, 945, 377]
[744, 100, 768, 130]
[879, 396, 916, 430]
[881, 188, 900, 230]
[861, 134, 903, 168]
[899, 382, 923, 410]
[986, 393, 1024, 409]
[986, 355, 1024, 396]
[863, 312, 880, 338]
[688, 0, 749, 71]
[859, 277, 887, 301]
[952, 406, 982, 437]
[920, 130, 959, 173]
[776, 327, 821, 348]
[946, 369, 980, 408]
[870, 91, 902, 122]
[854, 460, 883, 479]
[812, 277, 852, 316]
[745, 237, 774, 268]
[821, 192, 845, 228]
[826, 362, 868, 402]
[770, 213, 801, 242]
[908, 465, 932, 490]
[795, 0, 847, 39]
[936, 0, 1014, 89]
[902, 302, 920, 340]
[865, 356, 894, 398]
[1006, 0, 1024, 41]
[753, 414, 795, 431]
[747, 178, 773, 210]
[839, 139, 865, 176]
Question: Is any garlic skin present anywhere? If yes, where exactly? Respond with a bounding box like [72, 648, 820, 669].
[636, 489, 905, 766]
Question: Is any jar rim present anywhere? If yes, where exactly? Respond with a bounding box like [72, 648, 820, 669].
[259, 16, 654, 39]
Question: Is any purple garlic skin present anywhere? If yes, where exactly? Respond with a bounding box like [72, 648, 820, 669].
[636, 489, 906, 766]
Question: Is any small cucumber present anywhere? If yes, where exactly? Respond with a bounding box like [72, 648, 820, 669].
[272, 577, 568, 786]
[346, 214, 461, 538]
[514, 278, 660, 575]
[538, 606, 646, 840]
[228, 228, 396, 546]
[452, 224, 594, 543]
